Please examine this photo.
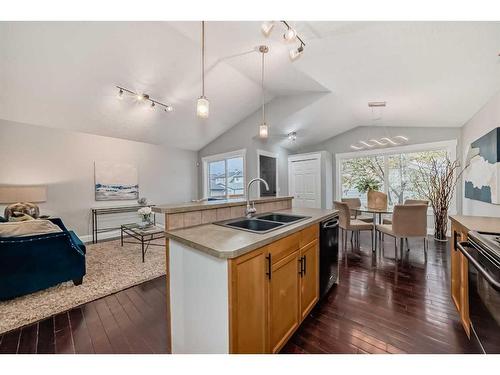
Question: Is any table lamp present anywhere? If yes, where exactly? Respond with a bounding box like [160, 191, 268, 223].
[0, 185, 47, 220]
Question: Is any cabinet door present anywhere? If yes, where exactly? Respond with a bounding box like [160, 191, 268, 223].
[300, 239, 319, 320]
[451, 226, 462, 311]
[228, 247, 268, 353]
[450, 224, 470, 338]
[268, 251, 300, 353]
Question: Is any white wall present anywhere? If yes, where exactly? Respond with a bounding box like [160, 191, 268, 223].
[461, 90, 500, 217]
[0, 119, 198, 240]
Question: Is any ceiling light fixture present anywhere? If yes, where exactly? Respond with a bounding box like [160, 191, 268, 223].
[196, 21, 209, 119]
[282, 21, 298, 42]
[288, 131, 297, 141]
[116, 86, 173, 113]
[289, 43, 304, 61]
[350, 136, 409, 150]
[261, 21, 275, 37]
[259, 21, 306, 62]
[258, 45, 269, 139]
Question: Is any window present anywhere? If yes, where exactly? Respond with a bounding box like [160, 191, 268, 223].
[203, 149, 246, 199]
[337, 140, 457, 209]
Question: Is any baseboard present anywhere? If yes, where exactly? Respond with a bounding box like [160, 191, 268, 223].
[80, 224, 165, 244]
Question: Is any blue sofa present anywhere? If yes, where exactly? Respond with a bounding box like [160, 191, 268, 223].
[0, 218, 86, 300]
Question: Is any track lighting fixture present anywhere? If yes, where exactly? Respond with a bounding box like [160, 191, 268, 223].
[283, 26, 297, 42]
[197, 21, 210, 119]
[261, 21, 275, 37]
[260, 21, 306, 61]
[289, 43, 304, 61]
[288, 132, 297, 141]
[116, 86, 173, 113]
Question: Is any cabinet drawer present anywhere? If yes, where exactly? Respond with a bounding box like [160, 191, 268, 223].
[300, 224, 319, 248]
[269, 232, 300, 264]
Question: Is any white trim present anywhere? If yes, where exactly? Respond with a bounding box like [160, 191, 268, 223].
[288, 151, 323, 163]
[201, 148, 247, 199]
[335, 139, 459, 214]
[256, 149, 279, 197]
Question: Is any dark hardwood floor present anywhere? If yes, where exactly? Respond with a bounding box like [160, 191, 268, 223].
[0, 276, 169, 354]
[0, 233, 481, 354]
[281, 232, 482, 354]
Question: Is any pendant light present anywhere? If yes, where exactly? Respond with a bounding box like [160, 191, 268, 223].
[258, 45, 269, 139]
[197, 21, 209, 118]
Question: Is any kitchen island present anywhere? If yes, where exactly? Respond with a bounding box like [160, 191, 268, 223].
[155, 199, 337, 354]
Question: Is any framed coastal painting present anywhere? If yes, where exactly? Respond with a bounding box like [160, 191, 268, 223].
[464, 127, 500, 204]
[94, 161, 139, 201]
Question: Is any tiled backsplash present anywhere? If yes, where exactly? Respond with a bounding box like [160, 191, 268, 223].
[165, 198, 293, 230]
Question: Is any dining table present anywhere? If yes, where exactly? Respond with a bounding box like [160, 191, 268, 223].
[354, 205, 394, 251]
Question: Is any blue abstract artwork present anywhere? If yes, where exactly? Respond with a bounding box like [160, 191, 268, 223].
[464, 127, 500, 204]
[94, 161, 139, 201]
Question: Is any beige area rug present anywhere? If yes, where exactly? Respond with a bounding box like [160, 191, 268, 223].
[0, 238, 166, 334]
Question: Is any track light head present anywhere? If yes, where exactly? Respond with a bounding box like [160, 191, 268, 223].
[283, 27, 297, 42]
[289, 44, 304, 61]
[151, 102, 155, 108]
[261, 21, 274, 37]
[165, 105, 173, 112]
[117, 88, 124, 100]
[288, 131, 297, 141]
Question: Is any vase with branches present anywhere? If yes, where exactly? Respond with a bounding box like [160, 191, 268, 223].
[413, 156, 466, 241]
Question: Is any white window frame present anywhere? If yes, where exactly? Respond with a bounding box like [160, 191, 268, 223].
[335, 139, 458, 214]
[256, 149, 279, 197]
[202, 148, 247, 199]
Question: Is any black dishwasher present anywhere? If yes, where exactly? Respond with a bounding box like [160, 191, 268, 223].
[319, 215, 340, 299]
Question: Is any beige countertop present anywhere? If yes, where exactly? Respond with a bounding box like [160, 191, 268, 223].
[166, 207, 338, 259]
[153, 196, 293, 214]
[450, 215, 500, 233]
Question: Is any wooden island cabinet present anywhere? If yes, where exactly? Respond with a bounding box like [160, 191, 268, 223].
[228, 224, 319, 353]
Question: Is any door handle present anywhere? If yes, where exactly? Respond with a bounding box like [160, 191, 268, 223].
[457, 241, 500, 292]
[266, 254, 272, 280]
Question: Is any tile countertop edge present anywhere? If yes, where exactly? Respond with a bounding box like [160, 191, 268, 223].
[153, 196, 293, 214]
[166, 209, 339, 259]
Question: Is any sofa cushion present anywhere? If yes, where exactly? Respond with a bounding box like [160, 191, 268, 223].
[0, 219, 63, 238]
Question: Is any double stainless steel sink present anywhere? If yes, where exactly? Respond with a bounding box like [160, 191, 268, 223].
[215, 212, 310, 234]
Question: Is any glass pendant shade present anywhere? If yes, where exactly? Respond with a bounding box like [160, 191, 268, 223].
[261, 21, 274, 37]
[259, 123, 269, 138]
[284, 27, 297, 42]
[197, 96, 209, 118]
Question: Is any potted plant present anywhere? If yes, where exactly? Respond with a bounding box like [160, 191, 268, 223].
[354, 177, 381, 194]
[414, 156, 465, 241]
[137, 206, 153, 227]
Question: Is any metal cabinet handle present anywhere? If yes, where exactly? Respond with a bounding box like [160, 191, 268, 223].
[457, 241, 500, 292]
[266, 254, 272, 280]
[303, 255, 307, 276]
[298, 257, 303, 276]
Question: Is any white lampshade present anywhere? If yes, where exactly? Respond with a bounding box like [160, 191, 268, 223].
[0, 185, 47, 203]
[197, 96, 210, 118]
[259, 123, 269, 138]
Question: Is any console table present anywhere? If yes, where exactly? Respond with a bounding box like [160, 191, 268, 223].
[91, 204, 155, 243]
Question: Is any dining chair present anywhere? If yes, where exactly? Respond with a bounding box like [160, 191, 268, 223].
[341, 198, 372, 222]
[367, 190, 388, 210]
[383, 199, 429, 225]
[335, 201, 374, 260]
[375, 204, 428, 264]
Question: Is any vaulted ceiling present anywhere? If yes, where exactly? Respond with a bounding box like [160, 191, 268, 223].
[1, 21, 499, 151]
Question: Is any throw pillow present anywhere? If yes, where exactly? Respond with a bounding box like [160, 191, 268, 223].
[0, 219, 62, 237]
